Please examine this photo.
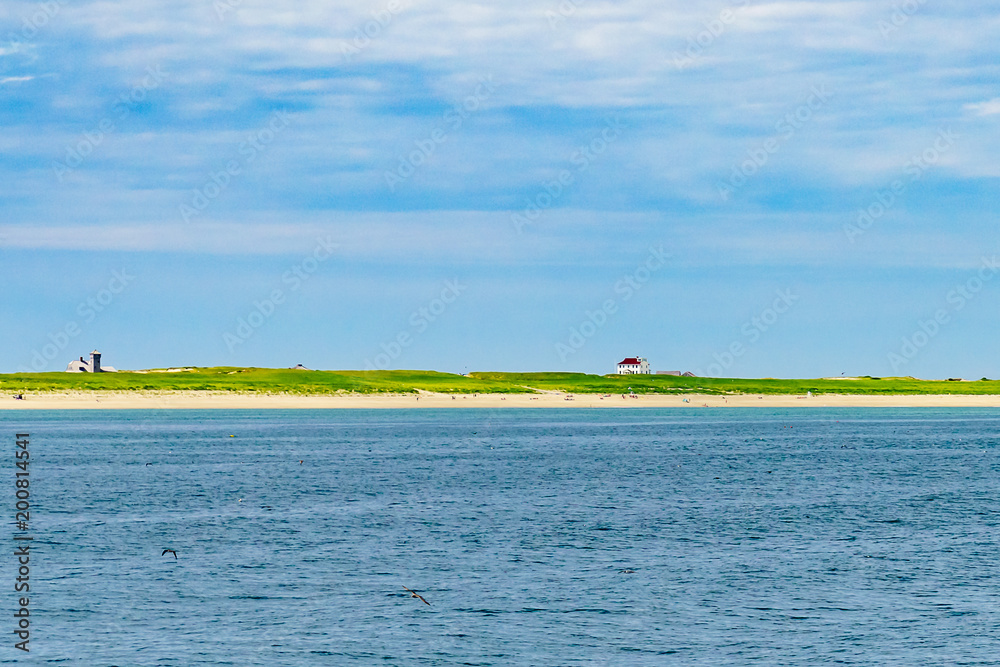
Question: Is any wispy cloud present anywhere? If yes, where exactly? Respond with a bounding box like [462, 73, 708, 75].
[965, 98, 1000, 116]
[0, 75, 34, 84]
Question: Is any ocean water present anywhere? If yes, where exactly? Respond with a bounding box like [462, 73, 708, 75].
[2, 408, 1000, 665]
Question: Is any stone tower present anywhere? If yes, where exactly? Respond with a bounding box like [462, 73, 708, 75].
[90, 350, 101, 373]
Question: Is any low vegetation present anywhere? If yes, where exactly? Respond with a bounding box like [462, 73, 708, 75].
[2, 367, 1000, 396]
[471, 373, 1000, 395]
[0, 368, 523, 395]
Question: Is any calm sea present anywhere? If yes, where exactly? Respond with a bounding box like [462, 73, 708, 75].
[2, 408, 1000, 665]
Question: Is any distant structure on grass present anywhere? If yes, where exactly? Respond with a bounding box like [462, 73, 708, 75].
[617, 357, 650, 375]
[656, 370, 696, 377]
[66, 350, 117, 373]
[290, 364, 310, 370]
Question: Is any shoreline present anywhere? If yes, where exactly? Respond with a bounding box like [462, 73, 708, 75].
[4, 391, 1000, 410]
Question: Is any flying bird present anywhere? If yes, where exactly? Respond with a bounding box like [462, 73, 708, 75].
[402, 586, 430, 605]
[161, 549, 178, 559]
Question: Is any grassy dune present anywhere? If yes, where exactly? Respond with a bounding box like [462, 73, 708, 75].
[1, 367, 999, 396]
[0, 368, 521, 395]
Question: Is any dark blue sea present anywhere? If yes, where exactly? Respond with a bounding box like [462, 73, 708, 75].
[2, 408, 1000, 665]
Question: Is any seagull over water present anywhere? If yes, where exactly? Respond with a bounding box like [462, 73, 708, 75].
[161, 549, 178, 559]
[402, 586, 430, 605]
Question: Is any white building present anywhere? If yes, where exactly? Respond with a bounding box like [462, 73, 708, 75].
[616, 357, 650, 375]
[66, 350, 117, 373]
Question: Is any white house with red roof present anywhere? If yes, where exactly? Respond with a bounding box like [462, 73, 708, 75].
[616, 356, 650, 375]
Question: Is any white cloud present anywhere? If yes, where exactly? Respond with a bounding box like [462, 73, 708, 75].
[965, 98, 1000, 116]
[741, 1, 869, 26]
[1, 208, 992, 273]
[0, 0, 997, 238]
[0, 75, 34, 84]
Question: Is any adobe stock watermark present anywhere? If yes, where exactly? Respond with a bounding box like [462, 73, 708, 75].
[180, 110, 292, 223]
[12, 432, 32, 653]
[877, 0, 927, 39]
[223, 237, 338, 352]
[213, 0, 242, 20]
[555, 246, 671, 361]
[545, 0, 586, 29]
[384, 75, 497, 192]
[844, 128, 958, 243]
[717, 84, 832, 202]
[4, 0, 69, 52]
[340, 0, 410, 61]
[52, 65, 168, 183]
[18, 269, 136, 372]
[672, 0, 751, 70]
[512, 117, 624, 234]
[887, 256, 999, 373]
[694, 289, 799, 377]
[364, 279, 467, 370]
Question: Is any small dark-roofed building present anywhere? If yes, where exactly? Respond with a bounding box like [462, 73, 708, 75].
[66, 350, 117, 373]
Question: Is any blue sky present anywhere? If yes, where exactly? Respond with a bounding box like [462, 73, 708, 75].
[2, 0, 999, 378]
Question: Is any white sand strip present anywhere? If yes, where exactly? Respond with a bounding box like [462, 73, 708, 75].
[4, 391, 1000, 409]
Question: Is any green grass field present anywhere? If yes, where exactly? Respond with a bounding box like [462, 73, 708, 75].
[1, 367, 998, 396]
[469, 372, 1000, 395]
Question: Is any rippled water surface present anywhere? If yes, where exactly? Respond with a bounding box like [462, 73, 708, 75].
[3, 408, 1000, 665]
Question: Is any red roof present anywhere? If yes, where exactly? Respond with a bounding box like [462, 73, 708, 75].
[618, 358, 641, 365]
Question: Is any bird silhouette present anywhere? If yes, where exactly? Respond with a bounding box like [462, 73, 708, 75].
[402, 586, 430, 605]
[161, 549, 178, 559]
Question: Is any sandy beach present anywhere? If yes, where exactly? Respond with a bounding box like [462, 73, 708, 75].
[4, 391, 1000, 410]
